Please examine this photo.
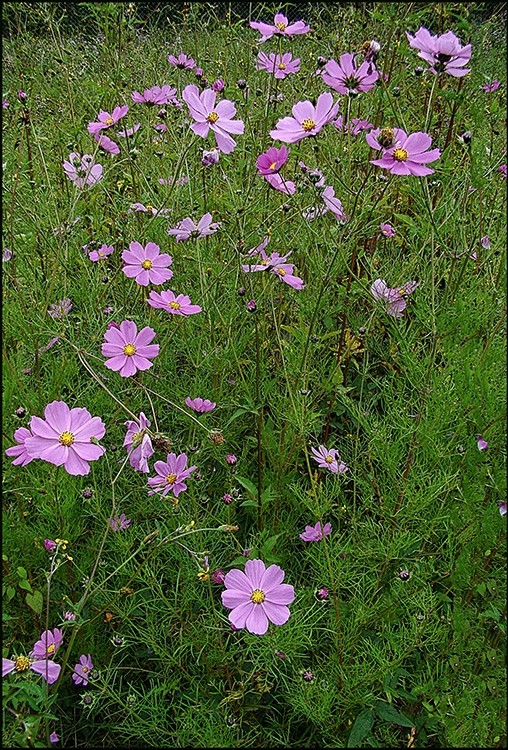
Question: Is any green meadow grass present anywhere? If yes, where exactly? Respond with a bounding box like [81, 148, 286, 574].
[2, 2, 506, 747]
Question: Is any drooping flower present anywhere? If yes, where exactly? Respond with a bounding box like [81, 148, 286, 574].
[322, 53, 379, 94]
[5, 427, 35, 467]
[63, 153, 103, 188]
[221, 559, 295, 635]
[87, 105, 129, 135]
[406, 27, 471, 77]
[250, 13, 310, 43]
[481, 235, 490, 250]
[88, 243, 114, 262]
[25, 401, 106, 476]
[167, 212, 220, 241]
[64, 611, 76, 621]
[299, 160, 327, 187]
[147, 289, 202, 316]
[476, 434, 488, 451]
[242, 249, 304, 290]
[72, 654, 93, 686]
[131, 84, 179, 106]
[128, 203, 171, 216]
[93, 132, 120, 155]
[370, 131, 441, 176]
[110, 513, 132, 532]
[299, 521, 332, 542]
[333, 115, 374, 135]
[121, 241, 173, 286]
[256, 145, 289, 176]
[482, 80, 501, 93]
[302, 185, 347, 222]
[311, 445, 349, 473]
[270, 92, 339, 144]
[182, 84, 244, 153]
[101, 320, 159, 377]
[263, 173, 296, 195]
[185, 397, 216, 413]
[147, 452, 197, 499]
[380, 222, 396, 237]
[123, 412, 154, 473]
[3, 654, 61, 685]
[370, 278, 418, 317]
[211, 569, 226, 584]
[167, 53, 196, 70]
[256, 51, 301, 79]
[48, 298, 72, 319]
[30, 629, 63, 660]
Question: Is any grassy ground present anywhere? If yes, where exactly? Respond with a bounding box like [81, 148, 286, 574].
[2, 2, 506, 747]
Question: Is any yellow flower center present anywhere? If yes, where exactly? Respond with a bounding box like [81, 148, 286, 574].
[141, 259, 153, 270]
[269, 161, 277, 170]
[275, 268, 286, 276]
[393, 148, 408, 162]
[302, 118, 315, 132]
[278, 62, 287, 70]
[47, 643, 55, 655]
[59, 431, 75, 447]
[145, 204, 153, 212]
[275, 21, 286, 30]
[251, 589, 265, 604]
[325, 455, 334, 463]
[98, 252, 105, 257]
[169, 301, 181, 310]
[81, 666, 89, 673]
[105, 117, 114, 126]
[166, 473, 177, 484]
[15, 656, 31, 672]
[123, 344, 136, 356]
[207, 112, 219, 124]
[398, 287, 406, 295]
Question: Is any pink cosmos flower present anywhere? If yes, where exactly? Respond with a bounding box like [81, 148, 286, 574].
[3, 654, 61, 685]
[123, 412, 154, 473]
[167, 212, 220, 241]
[299, 160, 326, 187]
[167, 53, 196, 70]
[131, 84, 179, 106]
[44, 539, 57, 552]
[121, 241, 173, 286]
[476, 434, 488, 451]
[366, 126, 408, 152]
[5, 427, 35, 467]
[322, 53, 379, 94]
[256, 145, 289, 175]
[88, 244, 114, 262]
[333, 115, 374, 135]
[87, 105, 129, 135]
[250, 13, 310, 43]
[270, 91, 339, 144]
[25, 401, 106, 476]
[63, 153, 103, 188]
[211, 569, 225, 584]
[256, 51, 301, 79]
[263, 173, 296, 195]
[147, 452, 197, 499]
[311, 445, 349, 474]
[48, 298, 72, 319]
[243, 249, 304, 290]
[406, 27, 471, 77]
[182, 84, 244, 153]
[72, 654, 93, 686]
[147, 290, 202, 316]
[94, 132, 120, 155]
[30, 629, 63, 659]
[371, 278, 418, 317]
[370, 131, 441, 176]
[102, 320, 159, 377]
[185, 397, 216, 413]
[212, 78, 225, 92]
[482, 80, 501, 93]
[380, 223, 396, 237]
[116, 123, 141, 137]
[221, 559, 295, 635]
[299, 521, 332, 542]
[110, 513, 132, 532]
[202, 147, 220, 166]
[129, 203, 171, 217]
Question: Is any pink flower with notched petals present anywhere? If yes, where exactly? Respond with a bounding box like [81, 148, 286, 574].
[30, 629, 63, 660]
[182, 84, 244, 153]
[482, 80, 500, 93]
[63, 153, 103, 188]
[121, 241, 173, 286]
[322, 53, 379, 94]
[270, 92, 339, 144]
[102, 320, 159, 377]
[256, 51, 301, 79]
[185, 397, 216, 413]
[250, 12, 310, 43]
[256, 145, 289, 175]
[87, 105, 129, 135]
[3, 654, 61, 685]
[167, 53, 195, 70]
[243, 250, 304, 290]
[167, 212, 220, 241]
[110, 513, 131, 532]
[147, 289, 202, 316]
[333, 115, 374, 136]
[406, 27, 471, 77]
[221, 559, 295, 635]
[131, 84, 179, 106]
[129, 203, 171, 217]
[24, 401, 106, 476]
[5, 427, 35, 467]
[147, 452, 197, 499]
[123, 412, 154, 473]
[370, 131, 441, 176]
[72, 654, 93, 686]
[88, 244, 114, 262]
[311, 445, 348, 474]
[371, 278, 418, 317]
[299, 521, 332, 542]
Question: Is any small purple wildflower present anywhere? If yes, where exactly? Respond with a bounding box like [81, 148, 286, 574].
[72, 654, 94, 686]
[110, 514, 132, 532]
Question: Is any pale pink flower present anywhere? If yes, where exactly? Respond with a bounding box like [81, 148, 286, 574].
[322, 53, 379, 94]
[63, 153, 103, 188]
[87, 105, 129, 135]
[182, 84, 244, 153]
[482, 80, 500, 92]
[116, 122, 141, 137]
[299, 521, 332, 542]
[110, 513, 132, 532]
[88, 244, 114, 262]
[370, 131, 441, 176]
[371, 278, 418, 317]
[5, 427, 35, 467]
[167, 53, 196, 70]
[123, 412, 154, 473]
[102, 320, 159, 377]
[250, 13, 310, 43]
[185, 397, 216, 413]
[333, 116, 374, 135]
[147, 289, 202, 316]
[476, 434, 488, 451]
[72, 654, 93, 686]
[270, 92, 339, 144]
[380, 223, 396, 237]
[94, 132, 120, 155]
[128, 203, 171, 216]
[121, 241, 173, 286]
[311, 445, 348, 474]
[131, 84, 179, 106]
[263, 173, 296, 195]
[256, 51, 301, 79]
[30, 629, 63, 659]
[3, 655, 60, 685]
[147, 452, 197, 499]
[167, 212, 220, 241]
[406, 27, 471, 77]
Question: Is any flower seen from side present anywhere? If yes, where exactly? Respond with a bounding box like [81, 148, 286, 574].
[482, 80, 500, 92]
[316, 586, 329, 600]
[311, 445, 348, 473]
[221, 559, 295, 635]
[250, 12, 310, 43]
[123, 412, 154, 473]
[72, 654, 93, 686]
[167, 53, 196, 70]
[102, 320, 159, 377]
[263, 173, 296, 195]
[25, 401, 106, 476]
[147, 290, 202, 316]
[380, 222, 396, 237]
[242, 249, 304, 289]
[49, 732, 59, 744]
[167, 212, 221, 241]
[121, 241, 173, 286]
[212, 78, 225, 92]
[93, 132, 120, 155]
[256, 51, 301, 78]
[406, 27, 471, 77]
[131, 84, 179, 106]
[147, 452, 197, 499]
[5, 427, 35, 467]
[201, 147, 220, 166]
[370, 278, 418, 317]
[44, 539, 57, 552]
[211, 569, 226, 584]
[87, 105, 129, 135]
[498, 501, 507, 517]
[88, 243, 114, 262]
[116, 122, 141, 137]
[370, 130, 441, 176]
[366, 126, 407, 151]
[110, 513, 132, 532]
[30, 629, 63, 659]
[182, 84, 244, 153]
[322, 53, 379, 94]
[299, 521, 332, 542]
[270, 91, 339, 144]
[129, 203, 171, 216]
[185, 397, 216, 413]
[63, 152, 103, 188]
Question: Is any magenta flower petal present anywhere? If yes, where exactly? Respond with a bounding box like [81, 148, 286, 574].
[30, 659, 61, 685]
